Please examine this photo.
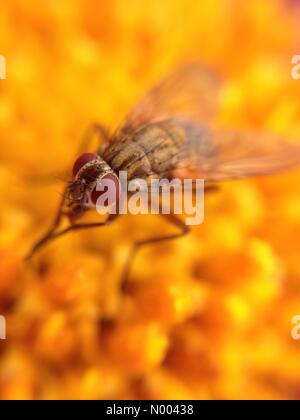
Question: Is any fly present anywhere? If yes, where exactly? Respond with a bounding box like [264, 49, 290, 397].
[27, 63, 300, 287]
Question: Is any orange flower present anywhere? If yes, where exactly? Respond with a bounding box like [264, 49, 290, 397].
[1, 0, 300, 400]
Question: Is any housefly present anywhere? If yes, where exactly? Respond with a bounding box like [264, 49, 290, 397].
[27, 63, 300, 285]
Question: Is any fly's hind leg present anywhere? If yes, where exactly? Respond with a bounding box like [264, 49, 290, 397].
[120, 213, 190, 292]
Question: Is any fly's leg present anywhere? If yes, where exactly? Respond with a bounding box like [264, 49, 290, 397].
[204, 184, 220, 193]
[119, 184, 220, 291]
[120, 214, 190, 292]
[189, 182, 220, 194]
[43, 212, 119, 242]
[78, 123, 110, 155]
[26, 123, 109, 186]
[26, 184, 69, 260]
[26, 212, 119, 261]
[26, 123, 111, 259]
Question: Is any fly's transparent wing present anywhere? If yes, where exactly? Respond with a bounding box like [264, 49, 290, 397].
[108, 62, 300, 183]
[171, 123, 300, 181]
[114, 62, 221, 137]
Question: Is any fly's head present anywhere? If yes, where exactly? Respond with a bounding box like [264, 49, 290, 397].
[67, 153, 120, 214]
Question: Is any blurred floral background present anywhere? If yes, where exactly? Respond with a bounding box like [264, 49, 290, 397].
[1, 0, 300, 400]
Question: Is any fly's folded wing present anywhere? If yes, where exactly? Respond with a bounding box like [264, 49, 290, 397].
[113, 62, 221, 137]
[109, 62, 300, 182]
[172, 124, 300, 182]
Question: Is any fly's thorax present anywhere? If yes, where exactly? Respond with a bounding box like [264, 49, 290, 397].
[70, 153, 120, 207]
[104, 121, 187, 181]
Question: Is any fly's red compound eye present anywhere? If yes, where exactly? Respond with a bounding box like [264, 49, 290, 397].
[91, 174, 120, 207]
[72, 153, 98, 177]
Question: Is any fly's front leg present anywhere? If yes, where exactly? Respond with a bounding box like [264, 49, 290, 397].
[26, 123, 110, 259]
[25, 184, 69, 260]
[78, 123, 110, 155]
[26, 212, 119, 261]
[121, 213, 190, 292]
[26, 123, 109, 186]
[50, 213, 119, 240]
